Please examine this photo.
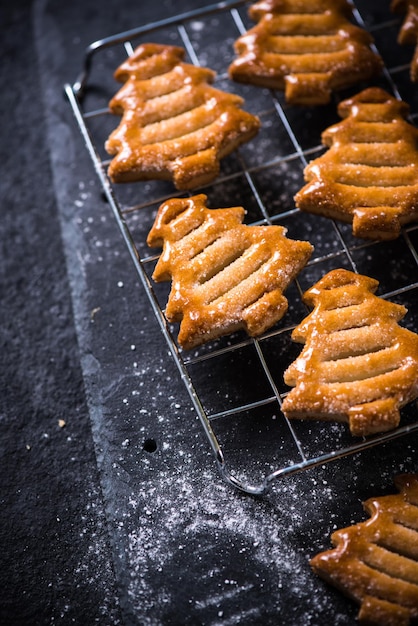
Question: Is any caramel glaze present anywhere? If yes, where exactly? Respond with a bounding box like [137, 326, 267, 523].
[311, 474, 418, 626]
[228, 0, 382, 105]
[392, 0, 418, 82]
[105, 43, 260, 190]
[281, 269, 418, 437]
[295, 87, 418, 240]
[147, 194, 313, 349]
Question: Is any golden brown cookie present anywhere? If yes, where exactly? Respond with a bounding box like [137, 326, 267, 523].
[311, 474, 418, 626]
[228, 0, 382, 105]
[105, 43, 260, 189]
[147, 194, 313, 349]
[392, 0, 418, 81]
[281, 269, 418, 437]
[295, 87, 418, 240]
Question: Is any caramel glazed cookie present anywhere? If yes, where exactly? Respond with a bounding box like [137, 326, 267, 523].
[295, 88, 418, 240]
[392, 0, 418, 82]
[311, 474, 418, 626]
[105, 43, 260, 190]
[281, 269, 418, 437]
[228, 0, 382, 105]
[147, 194, 313, 349]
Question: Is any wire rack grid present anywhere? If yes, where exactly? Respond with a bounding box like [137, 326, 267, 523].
[65, 0, 418, 495]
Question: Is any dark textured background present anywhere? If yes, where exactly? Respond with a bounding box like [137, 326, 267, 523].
[1, 1, 417, 625]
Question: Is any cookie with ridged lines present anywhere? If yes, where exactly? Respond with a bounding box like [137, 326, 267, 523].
[311, 474, 418, 626]
[295, 87, 418, 240]
[281, 269, 418, 437]
[105, 43, 260, 190]
[228, 0, 382, 105]
[392, 0, 418, 82]
[147, 194, 313, 349]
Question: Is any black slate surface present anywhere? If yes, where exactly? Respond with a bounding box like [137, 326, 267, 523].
[1, 2, 120, 624]
[1, 1, 418, 625]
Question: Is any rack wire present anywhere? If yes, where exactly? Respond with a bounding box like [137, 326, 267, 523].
[65, 0, 418, 494]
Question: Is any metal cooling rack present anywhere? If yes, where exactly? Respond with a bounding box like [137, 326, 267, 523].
[65, 0, 418, 495]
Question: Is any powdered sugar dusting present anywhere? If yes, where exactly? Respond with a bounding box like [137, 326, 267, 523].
[110, 464, 347, 624]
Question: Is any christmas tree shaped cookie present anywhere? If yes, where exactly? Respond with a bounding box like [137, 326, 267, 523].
[311, 474, 418, 626]
[295, 87, 418, 240]
[228, 0, 382, 105]
[147, 194, 313, 349]
[392, 0, 418, 81]
[105, 43, 260, 190]
[281, 269, 418, 436]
